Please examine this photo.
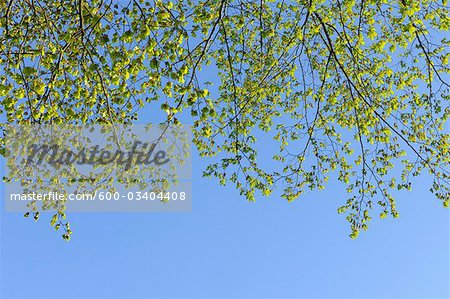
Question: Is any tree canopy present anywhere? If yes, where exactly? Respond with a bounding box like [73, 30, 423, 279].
[1, 0, 449, 238]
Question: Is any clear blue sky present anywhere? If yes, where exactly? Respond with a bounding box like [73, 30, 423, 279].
[1, 147, 449, 298]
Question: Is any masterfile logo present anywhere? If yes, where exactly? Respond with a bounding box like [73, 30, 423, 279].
[3, 123, 192, 212]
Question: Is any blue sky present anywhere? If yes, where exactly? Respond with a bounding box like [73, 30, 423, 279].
[1, 146, 449, 298]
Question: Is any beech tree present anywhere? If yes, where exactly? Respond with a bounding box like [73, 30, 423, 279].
[1, 0, 449, 238]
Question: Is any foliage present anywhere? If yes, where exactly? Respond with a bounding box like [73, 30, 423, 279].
[1, 0, 449, 238]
